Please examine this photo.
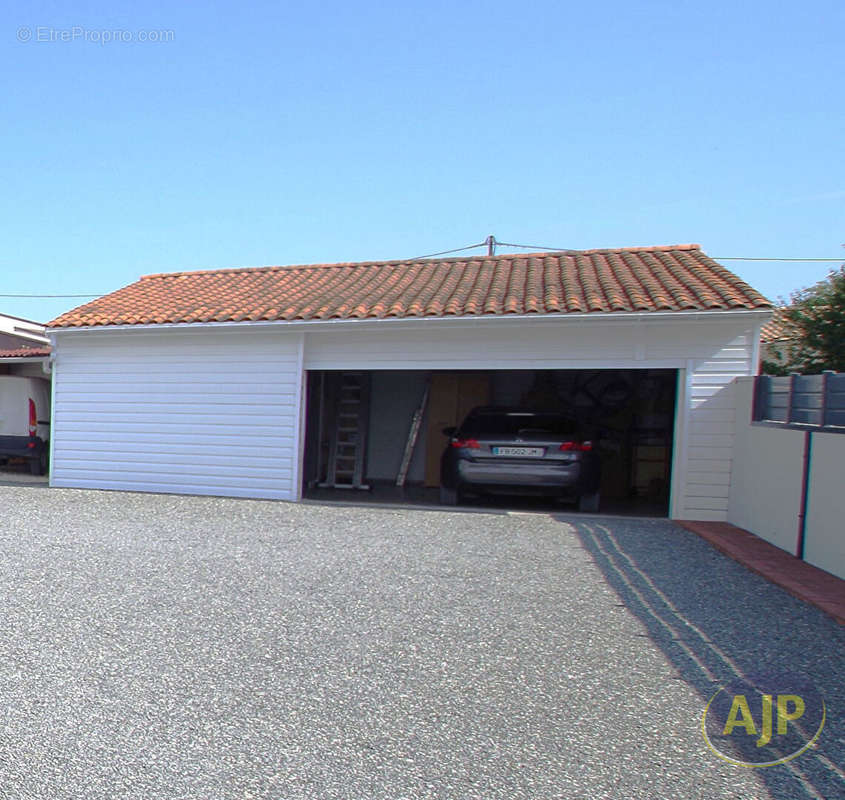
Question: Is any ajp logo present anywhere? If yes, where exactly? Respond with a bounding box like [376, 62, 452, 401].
[702, 673, 825, 767]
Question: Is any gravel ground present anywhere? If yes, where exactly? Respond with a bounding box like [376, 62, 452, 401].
[0, 487, 841, 799]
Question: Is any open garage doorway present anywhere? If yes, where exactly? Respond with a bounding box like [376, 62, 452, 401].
[302, 369, 677, 516]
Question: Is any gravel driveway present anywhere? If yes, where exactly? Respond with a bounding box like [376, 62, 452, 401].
[0, 487, 841, 799]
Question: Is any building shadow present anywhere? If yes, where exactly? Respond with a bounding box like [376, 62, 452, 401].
[568, 518, 844, 800]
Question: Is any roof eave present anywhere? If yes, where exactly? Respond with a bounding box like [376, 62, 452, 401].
[48, 307, 774, 335]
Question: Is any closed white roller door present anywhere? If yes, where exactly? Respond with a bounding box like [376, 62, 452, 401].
[50, 327, 304, 500]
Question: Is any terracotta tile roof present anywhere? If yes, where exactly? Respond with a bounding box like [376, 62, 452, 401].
[48, 244, 771, 329]
[0, 346, 51, 358]
[760, 308, 798, 342]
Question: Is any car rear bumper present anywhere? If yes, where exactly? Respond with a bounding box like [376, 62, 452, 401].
[0, 435, 47, 459]
[456, 458, 584, 491]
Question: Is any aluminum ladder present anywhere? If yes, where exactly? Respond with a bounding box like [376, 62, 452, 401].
[318, 372, 371, 489]
[395, 381, 429, 487]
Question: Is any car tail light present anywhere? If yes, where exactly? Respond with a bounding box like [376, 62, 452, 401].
[451, 438, 481, 449]
[28, 398, 37, 446]
[559, 441, 592, 452]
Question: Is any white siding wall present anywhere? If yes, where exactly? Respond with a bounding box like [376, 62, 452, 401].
[51, 328, 304, 500]
[676, 330, 756, 521]
[305, 315, 762, 520]
[305, 323, 649, 370]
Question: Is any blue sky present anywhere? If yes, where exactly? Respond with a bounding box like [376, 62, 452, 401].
[2, 1, 843, 323]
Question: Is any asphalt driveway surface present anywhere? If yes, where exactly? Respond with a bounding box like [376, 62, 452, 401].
[0, 487, 841, 799]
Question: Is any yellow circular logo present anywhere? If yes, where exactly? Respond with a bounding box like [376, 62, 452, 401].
[701, 673, 825, 767]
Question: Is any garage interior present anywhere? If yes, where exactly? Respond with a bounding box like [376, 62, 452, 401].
[302, 369, 677, 515]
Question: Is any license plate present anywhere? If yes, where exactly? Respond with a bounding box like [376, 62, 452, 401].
[492, 446, 545, 457]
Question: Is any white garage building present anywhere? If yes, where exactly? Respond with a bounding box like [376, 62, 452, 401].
[46, 244, 772, 521]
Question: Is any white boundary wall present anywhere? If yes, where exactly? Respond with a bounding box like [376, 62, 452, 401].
[728, 378, 845, 580]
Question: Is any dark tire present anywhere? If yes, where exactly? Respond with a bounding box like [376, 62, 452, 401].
[578, 491, 600, 513]
[30, 450, 47, 476]
[439, 486, 459, 506]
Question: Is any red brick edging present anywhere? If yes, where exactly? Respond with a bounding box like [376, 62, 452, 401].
[677, 521, 845, 626]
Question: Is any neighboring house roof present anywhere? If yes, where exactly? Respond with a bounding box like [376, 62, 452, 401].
[0, 312, 49, 346]
[48, 244, 771, 329]
[760, 307, 798, 343]
[0, 346, 51, 359]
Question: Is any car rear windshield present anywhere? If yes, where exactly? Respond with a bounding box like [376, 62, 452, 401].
[459, 412, 577, 437]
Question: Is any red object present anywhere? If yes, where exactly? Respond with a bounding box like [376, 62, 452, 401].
[560, 441, 592, 452]
[28, 398, 37, 438]
[677, 521, 845, 626]
[451, 438, 481, 449]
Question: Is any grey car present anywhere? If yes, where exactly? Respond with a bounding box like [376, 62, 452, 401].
[439, 406, 602, 511]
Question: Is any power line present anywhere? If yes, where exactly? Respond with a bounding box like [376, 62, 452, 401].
[4, 249, 843, 298]
[410, 237, 844, 262]
[409, 241, 488, 260]
[494, 240, 578, 254]
[409, 237, 578, 260]
[711, 257, 843, 262]
[0, 292, 100, 298]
